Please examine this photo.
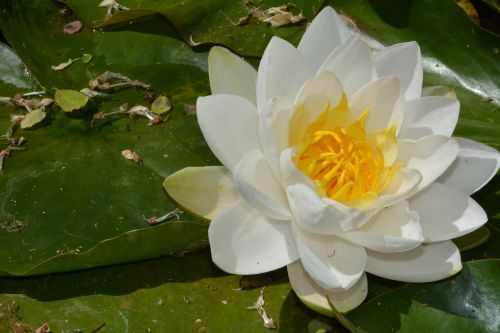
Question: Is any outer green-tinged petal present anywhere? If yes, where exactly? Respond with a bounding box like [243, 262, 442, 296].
[374, 42, 423, 100]
[410, 182, 487, 242]
[341, 201, 423, 253]
[287, 260, 368, 316]
[399, 96, 460, 140]
[163, 166, 240, 220]
[349, 76, 405, 133]
[197, 94, 259, 171]
[208, 46, 257, 105]
[298, 6, 352, 72]
[208, 200, 298, 275]
[319, 36, 376, 95]
[256, 37, 314, 109]
[233, 150, 291, 220]
[437, 137, 500, 195]
[397, 136, 459, 191]
[293, 223, 367, 292]
[366, 241, 462, 282]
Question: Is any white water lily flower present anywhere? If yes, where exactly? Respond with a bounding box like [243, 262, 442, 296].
[164, 6, 500, 315]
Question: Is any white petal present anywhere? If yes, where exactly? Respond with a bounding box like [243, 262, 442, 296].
[397, 136, 459, 190]
[366, 241, 462, 282]
[163, 166, 240, 220]
[287, 260, 368, 315]
[233, 150, 291, 220]
[294, 224, 367, 292]
[270, 97, 294, 152]
[399, 96, 460, 140]
[374, 42, 423, 100]
[208, 46, 257, 104]
[280, 148, 316, 189]
[197, 94, 260, 171]
[378, 168, 422, 206]
[349, 76, 405, 133]
[259, 96, 294, 178]
[341, 201, 423, 253]
[298, 6, 352, 72]
[410, 182, 487, 242]
[257, 37, 314, 108]
[319, 36, 376, 95]
[287, 72, 346, 148]
[437, 137, 500, 195]
[287, 183, 377, 234]
[208, 200, 298, 275]
[294, 70, 345, 120]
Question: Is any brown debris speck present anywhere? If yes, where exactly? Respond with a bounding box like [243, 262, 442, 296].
[64, 20, 83, 34]
[121, 149, 142, 163]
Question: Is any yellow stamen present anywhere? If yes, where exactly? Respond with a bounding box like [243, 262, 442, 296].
[293, 97, 402, 208]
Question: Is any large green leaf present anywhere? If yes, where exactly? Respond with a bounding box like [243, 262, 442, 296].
[345, 260, 500, 333]
[0, 249, 348, 333]
[0, 0, 217, 276]
[63, 0, 323, 57]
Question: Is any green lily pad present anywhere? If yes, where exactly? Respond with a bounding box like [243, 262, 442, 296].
[19, 109, 46, 129]
[0, 249, 348, 332]
[54, 89, 89, 112]
[398, 300, 489, 333]
[345, 260, 500, 333]
[0, 0, 217, 276]
[63, 0, 323, 57]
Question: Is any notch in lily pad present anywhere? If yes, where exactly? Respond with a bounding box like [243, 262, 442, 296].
[55, 90, 89, 112]
[151, 95, 171, 115]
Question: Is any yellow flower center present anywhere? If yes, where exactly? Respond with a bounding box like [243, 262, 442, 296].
[291, 95, 402, 209]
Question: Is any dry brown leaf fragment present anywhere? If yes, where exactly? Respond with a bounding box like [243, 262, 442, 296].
[35, 323, 51, 333]
[257, 4, 304, 27]
[291, 13, 305, 24]
[263, 12, 293, 27]
[99, 0, 129, 19]
[0, 96, 14, 106]
[148, 115, 163, 126]
[121, 149, 141, 163]
[64, 20, 83, 34]
[10, 114, 25, 125]
[80, 88, 102, 98]
[184, 104, 196, 115]
[247, 288, 276, 329]
[51, 58, 77, 71]
[12, 323, 27, 333]
[235, 14, 252, 26]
